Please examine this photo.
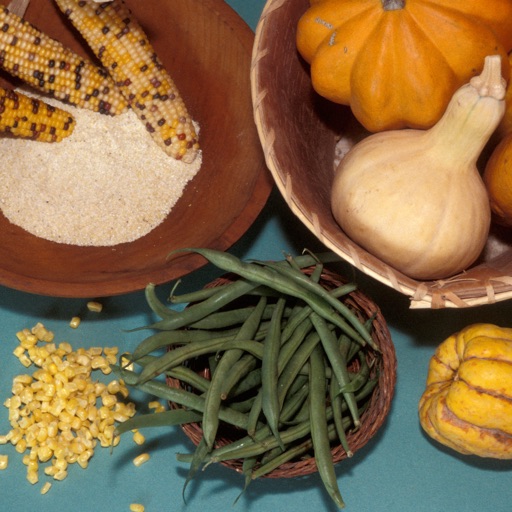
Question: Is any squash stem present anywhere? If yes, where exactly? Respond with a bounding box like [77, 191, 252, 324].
[382, 0, 405, 11]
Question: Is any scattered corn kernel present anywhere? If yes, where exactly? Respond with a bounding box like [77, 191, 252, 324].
[69, 317, 81, 329]
[1, 322, 137, 486]
[130, 504, 145, 512]
[0, 454, 8, 469]
[132, 430, 145, 446]
[41, 482, 52, 495]
[132, 453, 150, 467]
[87, 301, 103, 313]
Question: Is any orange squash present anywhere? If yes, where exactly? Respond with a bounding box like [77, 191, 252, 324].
[483, 132, 512, 227]
[497, 51, 512, 138]
[296, 0, 512, 132]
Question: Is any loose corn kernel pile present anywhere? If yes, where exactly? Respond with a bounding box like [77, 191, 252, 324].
[0, 6, 128, 116]
[55, 0, 199, 163]
[0, 86, 75, 142]
[0, 322, 137, 487]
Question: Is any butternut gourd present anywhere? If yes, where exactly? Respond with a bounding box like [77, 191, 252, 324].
[330, 55, 505, 281]
[296, 0, 512, 132]
[418, 323, 512, 459]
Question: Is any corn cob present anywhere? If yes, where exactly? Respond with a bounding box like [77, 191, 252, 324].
[0, 6, 128, 115]
[0, 86, 75, 141]
[54, 0, 199, 163]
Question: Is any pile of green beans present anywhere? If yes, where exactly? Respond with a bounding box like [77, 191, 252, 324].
[113, 249, 383, 509]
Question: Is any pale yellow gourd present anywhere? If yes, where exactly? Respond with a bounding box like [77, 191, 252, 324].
[330, 55, 506, 281]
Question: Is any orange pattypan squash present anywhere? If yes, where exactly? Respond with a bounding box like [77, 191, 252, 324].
[418, 323, 512, 459]
[497, 51, 512, 138]
[296, 0, 512, 132]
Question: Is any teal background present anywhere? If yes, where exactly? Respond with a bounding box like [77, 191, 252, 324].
[1, 1, 511, 511]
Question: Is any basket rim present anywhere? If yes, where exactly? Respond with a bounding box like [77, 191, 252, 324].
[250, 0, 512, 310]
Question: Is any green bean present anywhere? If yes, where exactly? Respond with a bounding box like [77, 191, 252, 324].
[308, 344, 345, 509]
[276, 251, 342, 268]
[246, 389, 263, 438]
[226, 395, 257, 413]
[172, 248, 371, 348]
[261, 297, 286, 450]
[207, 383, 312, 463]
[277, 316, 313, 372]
[310, 312, 360, 427]
[227, 367, 261, 398]
[130, 277, 260, 332]
[131, 328, 239, 362]
[166, 366, 211, 394]
[114, 408, 202, 436]
[214, 340, 264, 360]
[202, 296, 268, 449]
[258, 259, 374, 349]
[136, 336, 241, 383]
[275, 379, 309, 426]
[208, 413, 316, 463]
[252, 422, 340, 481]
[182, 436, 210, 503]
[338, 351, 372, 395]
[309, 262, 324, 283]
[234, 455, 258, 505]
[144, 282, 178, 319]
[277, 329, 321, 409]
[219, 353, 259, 400]
[280, 283, 357, 343]
[113, 365, 260, 432]
[169, 282, 231, 305]
[185, 303, 292, 330]
[329, 370, 353, 458]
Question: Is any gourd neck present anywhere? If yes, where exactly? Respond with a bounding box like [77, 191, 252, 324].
[427, 55, 506, 169]
[382, 0, 405, 11]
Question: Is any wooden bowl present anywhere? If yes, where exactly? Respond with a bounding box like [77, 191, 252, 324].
[168, 267, 397, 478]
[0, 0, 272, 298]
[251, 0, 512, 309]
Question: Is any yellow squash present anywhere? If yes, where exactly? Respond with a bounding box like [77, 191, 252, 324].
[418, 323, 512, 459]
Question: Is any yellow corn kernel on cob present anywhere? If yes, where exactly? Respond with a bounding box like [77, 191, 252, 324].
[0, 86, 75, 142]
[0, 6, 128, 115]
[55, 0, 199, 163]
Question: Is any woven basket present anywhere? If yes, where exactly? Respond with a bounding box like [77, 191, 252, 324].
[250, 0, 512, 309]
[167, 267, 397, 478]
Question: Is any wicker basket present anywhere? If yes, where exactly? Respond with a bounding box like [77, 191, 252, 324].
[167, 267, 397, 478]
[250, 0, 512, 309]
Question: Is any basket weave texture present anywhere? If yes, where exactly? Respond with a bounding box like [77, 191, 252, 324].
[251, 0, 512, 309]
[167, 267, 397, 479]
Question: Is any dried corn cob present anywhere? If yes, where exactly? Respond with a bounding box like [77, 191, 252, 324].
[55, 0, 199, 163]
[0, 6, 128, 115]
[0, 86, 75, 141]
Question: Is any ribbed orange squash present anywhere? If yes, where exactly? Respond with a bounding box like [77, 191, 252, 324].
[296, 0, 512, 132]
[418, 324, 512, 459]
